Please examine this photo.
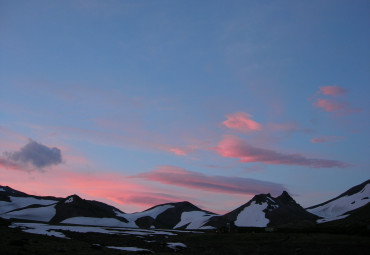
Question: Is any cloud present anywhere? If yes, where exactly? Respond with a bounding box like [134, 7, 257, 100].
[211, 135, 348, 168]
[112, 192, 184, 206]
[167, 145, 199, 156]
[3, 140, 62, 170]
[313, 86, 361, 115]
[318, 86, 347, 96]
[136, 165, 285, 196]
[311, 136, 344, 143]
[314, 99, 346, 112]
[221, 112, 262, 132]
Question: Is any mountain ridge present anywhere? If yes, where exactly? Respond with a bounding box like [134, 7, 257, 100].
[1, 180, 369, 229]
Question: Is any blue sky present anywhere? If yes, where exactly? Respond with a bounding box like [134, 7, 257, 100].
[1, 0, 369, 213]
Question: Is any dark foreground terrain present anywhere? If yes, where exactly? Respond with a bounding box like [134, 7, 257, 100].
[1, 220, 369, 255]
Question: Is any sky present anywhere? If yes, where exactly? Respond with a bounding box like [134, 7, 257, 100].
[0, 0, 369, 214]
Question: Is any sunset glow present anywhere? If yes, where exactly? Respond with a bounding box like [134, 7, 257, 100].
[0, 0, 369, 213]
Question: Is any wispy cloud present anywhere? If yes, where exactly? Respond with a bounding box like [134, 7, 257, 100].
[318, 86, 347, 96]
[314, 99, 347, 112]
[136, 165, 285, 195]
[211, 135, 349, 168]
[221, 112, 262, 132]
[109, 192, 184, 207]
[313, 86, 361, 115]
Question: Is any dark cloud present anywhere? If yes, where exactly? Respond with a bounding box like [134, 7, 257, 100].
[3, 140, 62, 170]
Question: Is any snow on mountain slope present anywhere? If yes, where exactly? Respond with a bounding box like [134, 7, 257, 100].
[307, 183, 370, 222]
[234, 202, 269, 227]
[173, 211, 216, 229]
[61, 216, 137, 228]
[0, 196, 57, 214]
[1, 204, 56, 221]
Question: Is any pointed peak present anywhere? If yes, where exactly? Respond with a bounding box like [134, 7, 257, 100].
[63, 194, 82, 203]
[280, 190, 291, 197]
[276, 191, 297, 204]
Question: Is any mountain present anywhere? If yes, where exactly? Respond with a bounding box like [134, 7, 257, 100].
[0, 186, 217, 229]
[206, 191, 319, 229]
[306, 179, 370, 223]
[1, 180, 370, 230]
[0, 192, 136, 228]
[0, 185, 60, 215]
[115, 201, 218, 229]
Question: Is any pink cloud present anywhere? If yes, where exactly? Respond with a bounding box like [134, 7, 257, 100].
[221, 112, 262, 132]
[112, 192, 184, 206]
[312, 86, 362, 116]
[136, 165, 285, 195]
[314, 99, 346, 112]
[0, 164, 186, 213]
[318, 86, 347, 96]
[311, 136, 344, 143]
[166, 145, 200, 156]
[211, 135, 348, 168]
[314, 98, 362, 115]
[168, 148, 188, 156]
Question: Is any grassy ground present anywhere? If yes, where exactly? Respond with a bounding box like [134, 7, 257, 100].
[1, 221, 369, 255]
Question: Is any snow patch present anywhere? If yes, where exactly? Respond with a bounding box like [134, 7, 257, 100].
[11, 222, 177, 238]
[234, 202, 269, 227]
[1, 204, 56, 221]
[317, 214, 349, 223]
[107, 246, 152, 252]
[174, 211, 215, 229]
[198, 225, 216, 230]
[167, 242, 187, 251]
[0, 188, 5, 192]
[307, 184, 370, 219]
[266, 197, 276, 203]
[65, 197, 73, 203]
[0, 196, 57, 214]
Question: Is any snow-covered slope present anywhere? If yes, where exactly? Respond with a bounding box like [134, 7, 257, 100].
[1, 204, 56, 221]
[0, 196, 57, 214]
[173, 211, 216, 229]
[118, 201, 218, 229]
[0, 185, 59, 215]
[234, 201, 270, 227]
[307, 180, 370, 223]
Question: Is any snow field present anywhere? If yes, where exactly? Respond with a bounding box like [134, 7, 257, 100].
[0, 196, 57, 214]
[307, 184, 370, 220]
[234, 202, 270, 227]
[173, 211, 216, 229]
[1, 204, 56, 221]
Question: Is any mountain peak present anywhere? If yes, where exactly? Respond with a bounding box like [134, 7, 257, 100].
[64, 195, 81, 204]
